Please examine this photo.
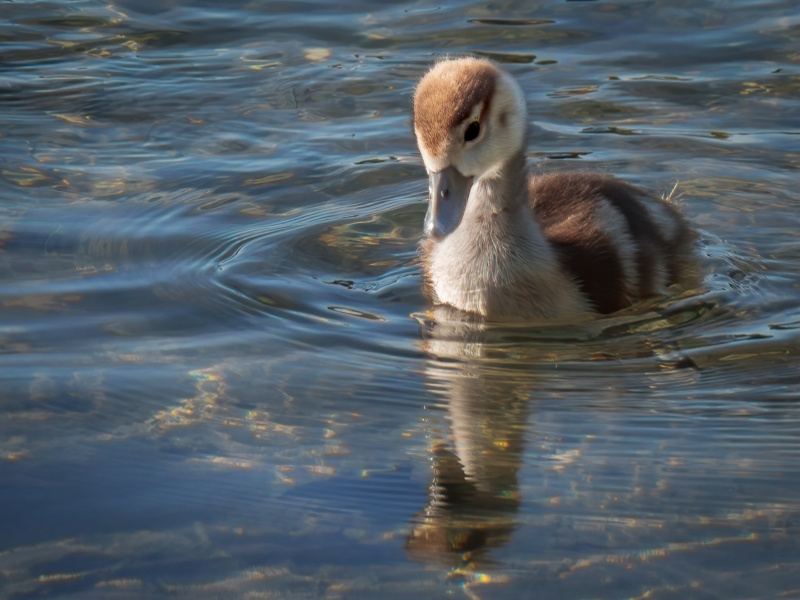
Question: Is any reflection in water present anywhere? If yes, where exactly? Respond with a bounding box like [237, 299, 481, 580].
[406, 293, 800, 598]
[407, 308, 533, 575]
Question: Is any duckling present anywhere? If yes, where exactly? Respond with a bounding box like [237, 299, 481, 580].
[413, 57, 696, 320]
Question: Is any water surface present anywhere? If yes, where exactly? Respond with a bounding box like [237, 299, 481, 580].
[1, 0, 799, 598]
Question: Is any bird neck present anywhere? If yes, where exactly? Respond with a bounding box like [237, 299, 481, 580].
[459, 148, 565, 285]
[468, 149, 529, 216]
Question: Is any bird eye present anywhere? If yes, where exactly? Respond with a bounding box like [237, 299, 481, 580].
[464, 121, 480, 142]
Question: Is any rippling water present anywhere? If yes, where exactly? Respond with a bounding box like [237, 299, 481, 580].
[1, 0, 799, 598]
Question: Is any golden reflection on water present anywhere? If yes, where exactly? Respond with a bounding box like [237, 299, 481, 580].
[400, 304, 800, 595]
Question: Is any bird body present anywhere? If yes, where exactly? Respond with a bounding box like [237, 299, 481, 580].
[413, 57, 695, 320]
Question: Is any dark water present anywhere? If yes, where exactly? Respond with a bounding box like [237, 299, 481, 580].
[1, 0, 799, 597]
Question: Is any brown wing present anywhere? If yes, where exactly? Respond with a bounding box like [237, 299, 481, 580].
[530, 172, 694, 314]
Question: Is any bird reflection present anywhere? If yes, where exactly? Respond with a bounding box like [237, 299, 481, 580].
[405, 306, 535, 570]
[403, 295, 710, 591]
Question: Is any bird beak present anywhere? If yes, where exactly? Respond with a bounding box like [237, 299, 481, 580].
[424, 166, 473, 240]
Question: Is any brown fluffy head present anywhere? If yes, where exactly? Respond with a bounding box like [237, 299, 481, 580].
[412, 57, 528, 179]
[413, 57, 499, 159]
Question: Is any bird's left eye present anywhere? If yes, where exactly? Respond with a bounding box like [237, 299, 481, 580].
[464, 121, 480, 142]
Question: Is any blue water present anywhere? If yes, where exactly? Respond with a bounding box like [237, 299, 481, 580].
[1, 0, 799, 598]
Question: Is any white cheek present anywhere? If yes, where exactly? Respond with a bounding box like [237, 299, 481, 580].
[460, 148, 491, 177]
[459, 76, 527, 177]
[457, 117, 521, 177]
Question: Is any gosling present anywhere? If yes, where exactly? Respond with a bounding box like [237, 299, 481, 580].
[414, 57, 696, 320]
